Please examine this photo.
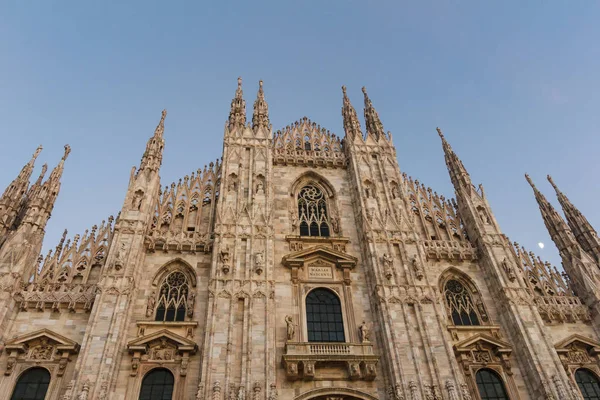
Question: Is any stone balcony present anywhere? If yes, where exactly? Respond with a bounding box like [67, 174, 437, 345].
[282, 342, 379, 381]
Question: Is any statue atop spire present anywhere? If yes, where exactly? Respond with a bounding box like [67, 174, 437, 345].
[252, 80, 270, 132]
[362, 87, 385, 141]
[139, 110, 167, 173]
[437, 127, 472, 191]
[228, 76, 246, 129]
[341, 86, 363, 140]
[547, 175, 600, 262]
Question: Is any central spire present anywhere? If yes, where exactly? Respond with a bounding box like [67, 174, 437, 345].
[341, 86, 363, 140]
[252, 80, 270, 132]
[228, 76, 246, 129]
[362, 87, 385, 141]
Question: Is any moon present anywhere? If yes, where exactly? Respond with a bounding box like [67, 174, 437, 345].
[538, 242, 545, 249]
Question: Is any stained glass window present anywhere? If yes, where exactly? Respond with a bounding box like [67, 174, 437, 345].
[476, 369, 509, 400]
[155, 271, 189, 322]
[444, 279, 481, 326]
[139, 368, 174, 400]
[298, 185, 330, 237]
[576, 369, 600, 400]
[10, 368, 50, 400]
[306, 289, 345, 342]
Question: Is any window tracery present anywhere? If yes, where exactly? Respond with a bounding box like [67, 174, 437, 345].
[154, 271, 190, 322]
[298, 185, 330, 237]
[443, 279, 482, 326]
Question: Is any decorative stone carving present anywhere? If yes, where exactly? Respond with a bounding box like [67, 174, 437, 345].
[382, 253, 393, 280]
[127, 329, 197, 376]
[187, 292, 196, 317]
[196, 383, 205, 400]
[409, 381, 421, 400]
[213, 380, 221, 400]
[131, 189, 144, 211]
[220, 247, 231, 274]
[113, 240, 128, 270]
[460, 384, 472, 400]
[252, 382, 262, 400]
[359, 321, 370, 343]
[146, 291, 156, 317]
[285, 315, 295, 341]
[78, 379, 91, 400]
[254, 251, 265, 275]
[445, 380, 460, 400]
[501, 258, 516, 282]
[29, 338, 54, 360]
[267, 383, 277, 400]
[412, 256, 424, 280]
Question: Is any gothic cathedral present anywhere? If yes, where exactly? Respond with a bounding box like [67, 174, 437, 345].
[1, 78, 600, 400]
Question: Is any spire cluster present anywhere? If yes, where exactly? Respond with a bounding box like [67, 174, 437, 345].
[341, 86, 363, 140]
[361, 87, 386, 141]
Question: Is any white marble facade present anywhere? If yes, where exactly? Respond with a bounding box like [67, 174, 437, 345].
[0, 79, 599, 400]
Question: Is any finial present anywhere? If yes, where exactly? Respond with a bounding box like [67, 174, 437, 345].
[436, 127, 444, 139]
[33, 145, 43, 160]
[238, 76, 242, 88]
[62, 144, 71, 161]
[524, 173, 536, 189]
[547, 175, 558, 190]
[259, 79, 263, 90]
[342, 85, 347, 95]
[362, 86, 367, 95]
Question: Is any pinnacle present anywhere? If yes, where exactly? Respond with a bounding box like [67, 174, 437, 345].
[547, 175, 559, 191]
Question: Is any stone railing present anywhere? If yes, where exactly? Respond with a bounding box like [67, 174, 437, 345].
[534, 295, 591, 324]
[144, 231, 213, 253]
[15, 283, 98, 312]
[283, 342, 378, 381]
[422, 240, 477, 261]
[273, 148, 347, 168]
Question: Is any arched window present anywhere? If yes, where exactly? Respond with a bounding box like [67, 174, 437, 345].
[139, 368, 174, 400]
[476, 369, 509, 400]
[444, 279, 481, 326]
[155, 271, 189, 322]
[298, 185, 330, 237]
[576, 369, 600, 400]
[10, 367, 50, 400]
[306, 288, 345, 342]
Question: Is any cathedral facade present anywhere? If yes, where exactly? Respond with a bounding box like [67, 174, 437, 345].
[1, 78, 600, 400]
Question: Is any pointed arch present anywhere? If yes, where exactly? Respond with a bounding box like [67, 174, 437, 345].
[151, 258, 197, 288]
[289, 171, 336, 199]
[439, 267, 489, 326]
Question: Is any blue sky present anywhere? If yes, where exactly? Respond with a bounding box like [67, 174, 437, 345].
[1, 1, 599, 268]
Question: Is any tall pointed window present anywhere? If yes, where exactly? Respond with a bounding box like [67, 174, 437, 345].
[139, 368, 174, 400]
[298, 185, 330, 237]
[444, 279, 481, 326]
[476, 369, 509, 400]
[155, 271, 189, 322]
[576, 369, 600, 400]
[306, 288, 345, 342]
[10, 367, 50, 400]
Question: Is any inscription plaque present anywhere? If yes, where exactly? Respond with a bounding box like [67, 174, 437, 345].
[308, 265, 333, 279]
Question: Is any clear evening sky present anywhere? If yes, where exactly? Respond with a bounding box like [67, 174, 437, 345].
[1, 1, 599, 268]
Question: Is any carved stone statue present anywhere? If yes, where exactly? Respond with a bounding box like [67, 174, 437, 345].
[501, 258, 516, 282]
[30, 338, 54, 360]
[146, 292, 156, 318]
[255, 251, 265, 266]
[131, 190, 144, 211]
[285, 315, 295, 341]
[383, 253, 393, 268]
[412, 256, 424, 281]
[359, 321, 370, 343]
[187, 292, 196, 317]
[256, 181, 264, 194]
